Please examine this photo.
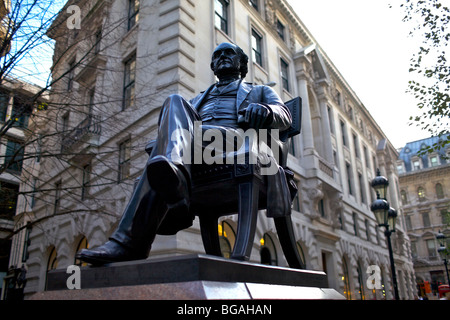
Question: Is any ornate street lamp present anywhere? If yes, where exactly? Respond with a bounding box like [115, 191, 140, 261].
[370, 169, 399, 300]
[371, 169, 389, 200]
[387, 207, 398, 233]
[370, 195, 389, 227]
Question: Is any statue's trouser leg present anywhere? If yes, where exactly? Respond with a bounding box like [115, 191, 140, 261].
[154, 94, 201, 178]
[109, 166, 166, 255]
[109, 94, 200, 253]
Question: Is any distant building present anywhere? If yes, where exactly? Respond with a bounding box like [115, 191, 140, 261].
[0, 77, 46, 300]
[11, 0, 416, 299]
[397, 134, 450, 297]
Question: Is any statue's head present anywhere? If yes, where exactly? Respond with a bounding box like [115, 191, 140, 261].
[210, 42, 249, 79]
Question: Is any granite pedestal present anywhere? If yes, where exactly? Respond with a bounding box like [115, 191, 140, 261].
[29, 254, 344, 300]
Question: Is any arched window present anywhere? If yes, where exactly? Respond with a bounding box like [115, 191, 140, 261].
[357, 263, 365, 300]
[259, 233, 277, 266]
[47, 247, 58, 271]
[218, 221, 235, 259]
[435, 183, 444, 199]
[45, 247, 58, 290]
[342, 258, 351, 300]
[417, 187, 426, 201]
[74, 237, 89, 266]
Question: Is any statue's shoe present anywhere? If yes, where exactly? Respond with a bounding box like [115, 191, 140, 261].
[146, 155, 190, 210]
[75, 240, 147, 265]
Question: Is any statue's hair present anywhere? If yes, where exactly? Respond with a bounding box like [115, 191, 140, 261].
[235, 45, 249, 79]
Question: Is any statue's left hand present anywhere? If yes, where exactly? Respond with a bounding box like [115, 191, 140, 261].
[239, 103, 273, 129]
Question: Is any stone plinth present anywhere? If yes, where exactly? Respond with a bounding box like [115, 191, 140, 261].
[28, 254, 345, 300]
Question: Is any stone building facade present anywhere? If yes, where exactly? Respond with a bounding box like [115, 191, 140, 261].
[0, 77, 47, 299]
[10, 0, 416, 299]
[397, 135, 450, 297]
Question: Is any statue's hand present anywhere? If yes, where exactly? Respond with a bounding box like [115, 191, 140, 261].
[239, 103, 273, 129]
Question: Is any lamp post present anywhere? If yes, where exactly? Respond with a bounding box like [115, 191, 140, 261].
[370, 169, 400, 300]
[436, 230, 450, 286]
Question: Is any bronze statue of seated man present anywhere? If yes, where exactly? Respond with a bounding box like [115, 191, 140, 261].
[76, 42, 292, 265]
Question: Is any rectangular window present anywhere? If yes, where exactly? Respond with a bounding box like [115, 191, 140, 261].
[214, 0, 229, 34]
[61, 112, 70, 152]
[426, 239, 436, 258]
[0, 182, 19, 219]
[54, 181, 62, 214]
[411, 241, 417, 258]
[22, 225, 31, 262]
[0, 90, 9, 122]
[352, 212, 358, 236]
[81, 163, 91, 200]
[346, 162, 353, 195]
[88, 88, 95, 116]
[251, 29, 263, 66]
[412, 159, 420, 171]
[123, 55, 136, 110]
[336, 90, 342, 107]
[353, 133, 360, 158]
[118, 139, 131, 182]
[358, 173, 366, 204]
[30, 178, 37, 210]
[11, 97, 32, 129]
[62, 112, 70, 133]
[422, 212, 431, 227]
[318, 199, 325, 217]
[128, 0, 140, 30]
[327, 105, 334, 134]
[280, 58, 290, 92]
[365, 219, 371, 241]
[441, 209, 449, 225]
[5, 139, 24, 173]
[340, 120, 347, 147]
[277, 19, 285, 40]
[430, 155, 439, 167]
[348, 105, 354, 121]
[363, 145, 369, 168]
[405, 215, 412, 230]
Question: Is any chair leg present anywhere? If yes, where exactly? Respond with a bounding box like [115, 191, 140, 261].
[274, 215, 305, 269]
[231, 182, 259, 261]
[199, 215, 222, 257]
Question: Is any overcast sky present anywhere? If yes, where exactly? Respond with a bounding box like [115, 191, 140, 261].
[286, 0, 438, 149]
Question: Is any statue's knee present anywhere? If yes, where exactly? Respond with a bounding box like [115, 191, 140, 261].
[165, 94, 184, 103]
[161, 94, 185, 111]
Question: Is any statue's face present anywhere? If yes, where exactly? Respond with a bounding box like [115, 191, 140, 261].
[211, 43, 241, 76]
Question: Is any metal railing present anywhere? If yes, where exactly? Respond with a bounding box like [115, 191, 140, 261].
[61, 114, 101, 152]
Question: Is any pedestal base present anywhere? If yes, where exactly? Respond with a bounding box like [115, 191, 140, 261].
[29, 254, 345, 300]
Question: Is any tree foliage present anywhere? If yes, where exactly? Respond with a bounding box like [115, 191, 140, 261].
[401, 0, 450, 155]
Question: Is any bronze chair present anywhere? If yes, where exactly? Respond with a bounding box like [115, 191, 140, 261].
[145, 97, 304, 269]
